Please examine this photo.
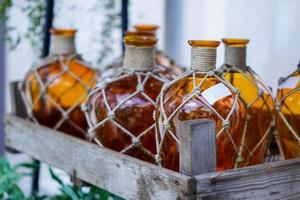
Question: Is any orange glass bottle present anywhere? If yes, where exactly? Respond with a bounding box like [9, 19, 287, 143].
[276, 62, 300, 159]
[83, 35, 167, 163]
[102, 24, 183, 79]
[156, 40, 246, 171]
[219, 39, 274, 166]
[20, 29, 98, 138]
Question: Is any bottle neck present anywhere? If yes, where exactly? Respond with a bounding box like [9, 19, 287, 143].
[224, 46, 246, 68]
[123, 45, 156, 71]
[50, 35, 76, 56]
[190, 47, 216, 72]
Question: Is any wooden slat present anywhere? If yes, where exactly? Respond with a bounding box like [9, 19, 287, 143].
[9, 81, 27, 118]
[179, 120, 216, 176]
[195, 158, 300, 200]
[5, 114, 195, 200]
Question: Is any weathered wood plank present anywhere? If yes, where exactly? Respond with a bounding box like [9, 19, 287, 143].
[179, 120, 216, 176]
[195, 158, 300, 200]
[5, 114, 195, 200]
[9, 81, 27, 118]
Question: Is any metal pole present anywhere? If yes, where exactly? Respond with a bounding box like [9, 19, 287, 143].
[121, 0, 129, 52]
[32, 0, 54, 195]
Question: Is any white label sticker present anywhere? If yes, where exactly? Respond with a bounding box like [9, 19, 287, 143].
[202, 83, 232, 105]
[278, 77, 300, 89]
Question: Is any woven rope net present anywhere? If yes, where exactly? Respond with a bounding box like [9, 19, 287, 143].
[20, 54, 98, 138]
[219, 65, 275, 165]
[156, 69, 246, 170]
[83, 68, 168, 163]
[275, 68, 300, 159]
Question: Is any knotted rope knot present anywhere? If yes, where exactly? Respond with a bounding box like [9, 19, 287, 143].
[258, 89, 264, 96]
[233, 88, 240, 95]
[85, 85, 91, 92]
[155, 154, 162, 164]
[248, 152, 254, 158]
[246, 114, 251, 121]
[62, 112, 69, 119]
[81, 104, 89, 112]
[131, 137, 140, 146]
[207, 71, 215, 77]
[162, 83, 170, 91]
[193, 87, 201, 95]
[270, 120, 275, 128]
[236, 155, 243, 164]
[163, 120, 170, 130]
[87, 128, 95, 140]
[108, 111, 115, 119]
[222, 120, 230, 128]
[136, 84, 144, 92]
[275, 102, 281, 111]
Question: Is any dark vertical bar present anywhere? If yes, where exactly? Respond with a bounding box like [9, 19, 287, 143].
[32, 0, 54, 195]
[41, 0, 54, 58]
[0, 0, 5, 155]
[121, 0, 129, 52]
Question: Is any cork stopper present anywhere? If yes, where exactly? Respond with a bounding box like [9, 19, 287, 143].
[50, 28, 77, 55]
[123, 35, 158, 71]
[222, 38, 249, 68]
[188, 40, 220, 72]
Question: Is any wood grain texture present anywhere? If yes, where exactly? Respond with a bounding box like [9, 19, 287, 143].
[179, 120, 216, 176]
[195, 158, 300, 200]
[5, 114, 195, 200]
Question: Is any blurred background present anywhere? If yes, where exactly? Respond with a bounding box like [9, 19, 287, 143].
[1, 0, 300, 196]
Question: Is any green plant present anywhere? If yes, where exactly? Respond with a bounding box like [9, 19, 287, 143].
[0, 0, 121, 65]
[0, 157, 123, 200]
[0, 157, 42, 200]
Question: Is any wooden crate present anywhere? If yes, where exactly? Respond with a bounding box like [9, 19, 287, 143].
[4, 114, 300, 200]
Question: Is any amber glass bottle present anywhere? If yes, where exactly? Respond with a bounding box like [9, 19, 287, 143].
[219, 38, 274, 166]
[156, 40, 246, 171]
[102, 24, 183, 79]
[276, 62, 300, 159]
[84, 35, 167, 163]
[21, 29, 98, 138]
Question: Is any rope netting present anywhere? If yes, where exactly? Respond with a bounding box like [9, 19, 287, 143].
[156, 69, 244, 168]
[219, 65, 275, 165]
[275, 69, 300, 159]
[20, 54, 98, 136]
[83, 68, 168, 161]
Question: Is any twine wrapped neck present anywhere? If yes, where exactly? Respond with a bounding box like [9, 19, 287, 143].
[123, 45, 156, 71]
[190, 47, 216, 72]
[225, 46, 246, 68]
[50, 35, 76, 55]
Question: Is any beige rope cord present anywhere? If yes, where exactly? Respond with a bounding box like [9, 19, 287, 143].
[219, 65, 275, 165]
[156, 68, 244, 167]
[83, 68, 168, 161]
[19, 53, 98, 135]
[275, 68, 300, 159]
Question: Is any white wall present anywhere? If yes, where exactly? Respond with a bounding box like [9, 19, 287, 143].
[165, 0, 300, 89]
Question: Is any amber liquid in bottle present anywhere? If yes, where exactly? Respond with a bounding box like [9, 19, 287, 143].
[221, 39, 274, 166]
[157, 40, 246, 171]
[276, 70, 300, 159]
[86, 36, 165, 163]
[23, 29, 97, 138]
